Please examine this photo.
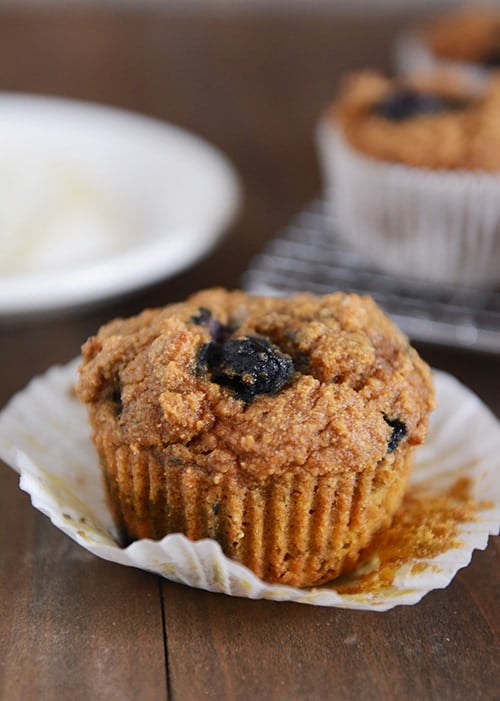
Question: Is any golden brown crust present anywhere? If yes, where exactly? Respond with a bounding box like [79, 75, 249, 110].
[76, 288, 435, 586]
[329, 70, 500, 170]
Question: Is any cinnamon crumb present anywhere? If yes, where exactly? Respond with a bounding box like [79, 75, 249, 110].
[332, 477, 478, 595]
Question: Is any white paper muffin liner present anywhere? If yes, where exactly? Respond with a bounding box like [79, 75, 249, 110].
[0, 359, 499, 610]
[317, 120, 500, 287]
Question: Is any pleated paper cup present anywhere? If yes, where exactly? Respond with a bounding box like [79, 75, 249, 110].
[94, 434, 414, 588]
[317, 120, 500, 288]
[1, 359, 499, 610]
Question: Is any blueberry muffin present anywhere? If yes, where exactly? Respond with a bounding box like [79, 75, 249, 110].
[76, 288, 435, 587]
[317, 71, 500, 286]
[396, 8, 500, 80]
[419, 8, 500, 71]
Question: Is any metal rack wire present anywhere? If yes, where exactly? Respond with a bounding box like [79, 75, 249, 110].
[242, 199, 500, 353]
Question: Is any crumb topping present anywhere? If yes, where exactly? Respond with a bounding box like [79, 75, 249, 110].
[333, 477, 482, 595]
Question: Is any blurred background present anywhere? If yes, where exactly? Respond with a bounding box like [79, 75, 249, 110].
[0, 0, 494, 6]
[0, 0, 499, 399]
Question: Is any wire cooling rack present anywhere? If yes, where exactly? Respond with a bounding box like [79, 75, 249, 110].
[241, 199, 500, 354]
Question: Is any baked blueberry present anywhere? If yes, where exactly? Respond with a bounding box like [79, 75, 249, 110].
[384, 416, 407, 453]
[110, 383, 122, 417]
[374, 89, 466, 121]
[191, 307, 233, 343]
[191, 307, 212, 325]
[199, 335, 295, 402]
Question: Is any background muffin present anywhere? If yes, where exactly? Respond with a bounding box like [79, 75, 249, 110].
[317, 70, 500, 287]
[397, 8, 500, 79]
[77, 288, 435, 588]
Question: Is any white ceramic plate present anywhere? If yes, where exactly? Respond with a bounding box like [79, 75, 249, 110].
[0, 361, 499, 610]
[0, 93, 241, 318]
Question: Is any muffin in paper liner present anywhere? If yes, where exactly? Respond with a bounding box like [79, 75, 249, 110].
[0, 358, 499, 610]
[317, 121, 500, 287]
[395, 30, 491, 84]
[75, 288, 434, 589]
[395, 9, 500, 83]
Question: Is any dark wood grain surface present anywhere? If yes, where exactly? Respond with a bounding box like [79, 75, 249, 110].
[0, 7, 498, 701]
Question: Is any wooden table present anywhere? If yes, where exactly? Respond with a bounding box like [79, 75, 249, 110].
[1, 7, 498, 700]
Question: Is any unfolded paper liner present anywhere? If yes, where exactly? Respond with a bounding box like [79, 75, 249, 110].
[316, 120, 500, 288]
[0, 358, 499, 610]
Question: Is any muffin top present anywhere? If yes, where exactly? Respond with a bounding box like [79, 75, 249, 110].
[419, 8, 500, 66]
[77, 288, 435, 481]
[329, 70, 500, 170]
